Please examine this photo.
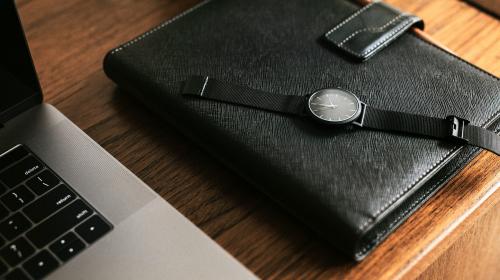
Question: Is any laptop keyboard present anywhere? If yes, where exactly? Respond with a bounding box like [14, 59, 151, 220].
[0, 145, 113, 279]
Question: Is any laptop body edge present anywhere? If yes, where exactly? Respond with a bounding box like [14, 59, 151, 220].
[0, 1, 255, 279]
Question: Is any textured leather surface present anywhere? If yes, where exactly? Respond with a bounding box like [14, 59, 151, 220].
[104, 0, 500, 260]
[324, 1, 423, 60]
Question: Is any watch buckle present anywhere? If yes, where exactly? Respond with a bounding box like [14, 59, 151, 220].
[446, 115, 469, 143]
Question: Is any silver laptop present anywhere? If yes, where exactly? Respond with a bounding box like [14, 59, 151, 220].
[0, 1, 255, 279]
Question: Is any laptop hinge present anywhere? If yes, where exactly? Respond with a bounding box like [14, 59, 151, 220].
[0, 93, 43, 125]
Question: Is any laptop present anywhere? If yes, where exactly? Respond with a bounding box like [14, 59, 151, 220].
[0, 1, 255, 279]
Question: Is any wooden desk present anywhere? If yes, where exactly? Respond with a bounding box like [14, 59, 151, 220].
[18, 0, 499, 279]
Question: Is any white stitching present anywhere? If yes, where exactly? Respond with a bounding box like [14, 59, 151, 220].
[324, 2, 417, 58]
[358, 107, 500, 231]
[106, 0, 500, 253]
[338, 17, 414, 57]
[325, 2, 375, 37]
[360, 17, 414, 55]
[355, 162, 459, 258]
[110, 0, 211, 55]
[354, 125, 500, 258]
[338, 14, 404, 46]
[358, 142, 456, 230]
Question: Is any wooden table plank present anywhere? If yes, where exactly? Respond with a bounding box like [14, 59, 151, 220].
[18, 0, 499, 279]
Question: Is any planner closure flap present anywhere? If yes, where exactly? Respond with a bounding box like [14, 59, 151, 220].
[324, 1, 424, 61]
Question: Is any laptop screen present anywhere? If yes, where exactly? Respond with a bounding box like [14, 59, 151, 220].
[0, 0, 42, 123]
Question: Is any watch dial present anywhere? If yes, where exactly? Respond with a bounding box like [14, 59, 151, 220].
[308, 89, 361, 124]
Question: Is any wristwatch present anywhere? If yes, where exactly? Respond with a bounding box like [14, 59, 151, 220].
[182, 76, 500, 156]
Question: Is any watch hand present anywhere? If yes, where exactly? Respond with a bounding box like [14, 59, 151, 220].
[311, 103, 338, 108]
[327, 95, 335, 106]
[314, 107, 335, 111]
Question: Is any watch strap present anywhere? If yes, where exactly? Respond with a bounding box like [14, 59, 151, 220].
[182, 76, 499, 156]
[463, 125, 500, 155]
[361, 106, 500, 155]
[361, 106, 450, 138]
[182, 76, 307, 115]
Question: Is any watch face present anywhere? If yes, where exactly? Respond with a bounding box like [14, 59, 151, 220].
[307, 89, 361, 124]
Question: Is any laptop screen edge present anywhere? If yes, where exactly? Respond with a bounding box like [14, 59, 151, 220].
[0, 0, 43, 124]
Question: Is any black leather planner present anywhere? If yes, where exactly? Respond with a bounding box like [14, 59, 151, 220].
[104, 0, 500, 260]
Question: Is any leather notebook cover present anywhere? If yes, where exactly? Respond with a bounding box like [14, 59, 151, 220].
[104, 0, 500, 260]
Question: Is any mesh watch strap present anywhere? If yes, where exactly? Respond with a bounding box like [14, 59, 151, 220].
[182, 76, 306, 114]
[182, 76, 500, 156]
[361, 106, 499, 155]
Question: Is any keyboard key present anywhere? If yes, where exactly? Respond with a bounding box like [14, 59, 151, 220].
[75, 215, 111, 244]
[23, 250, 59, 279]
[49, 232, 79, 252]
[50, 234, 85, 262]
[0, 202, 8, 220]
[0, 146, 29, 196]
[26, 170, 60, 195]
[0, 259, 7, 275]
[0, 147, 113, 278]
[23, 184, 76, 223]
[26, 200, 93, 248]
[0, 237, 35, 266]
[1, 185, 35, 211]
[0, 146, 28, 171]
[5, 268, 30, 280]
[0, 213, 32, 240]
[53, 239, 85, 262]
[0, 156, 43, 189]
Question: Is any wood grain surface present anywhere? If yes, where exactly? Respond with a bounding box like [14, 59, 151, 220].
[17, 0, 499, 279]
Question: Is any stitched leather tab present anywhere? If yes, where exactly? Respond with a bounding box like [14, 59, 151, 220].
[324, 1, 424, 61]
